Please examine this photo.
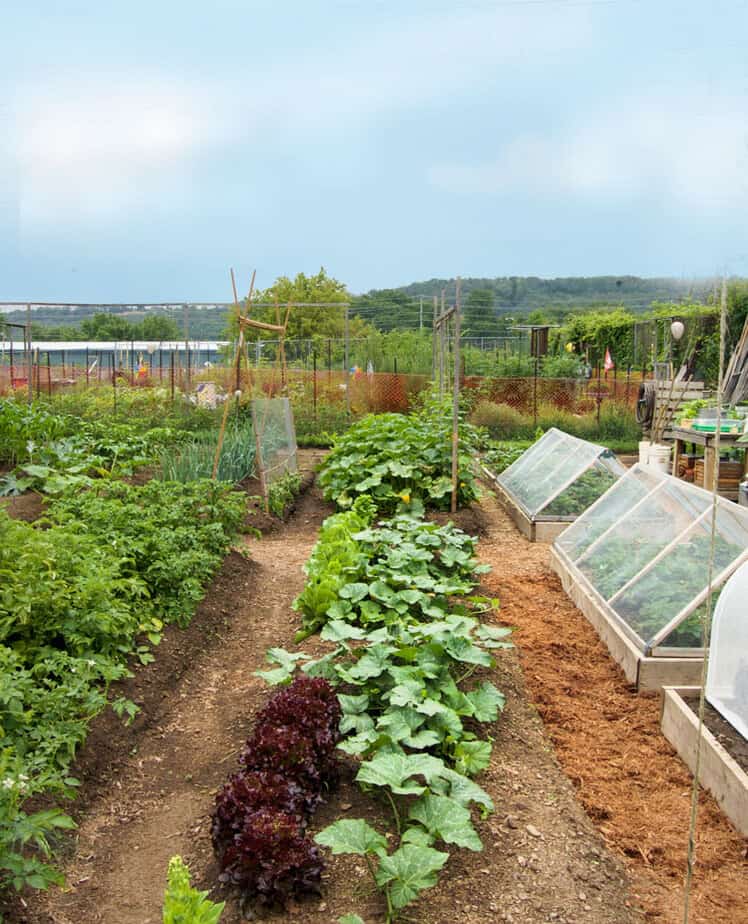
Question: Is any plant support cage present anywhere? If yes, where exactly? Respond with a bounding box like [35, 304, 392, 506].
[554, 463, 748, 658]
[491, 428, 626, 540]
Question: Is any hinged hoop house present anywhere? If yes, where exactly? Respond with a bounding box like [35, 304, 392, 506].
[486, 428, 626, 541]
[551, 463, 748, 689]
[707, 560, 748, 740]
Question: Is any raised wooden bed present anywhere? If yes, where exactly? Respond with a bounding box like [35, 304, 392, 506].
[661, 687, 748, 837]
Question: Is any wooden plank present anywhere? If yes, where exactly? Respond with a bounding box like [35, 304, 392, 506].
[661, 688, 748, 837]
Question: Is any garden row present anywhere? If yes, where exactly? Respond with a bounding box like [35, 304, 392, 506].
[208, 405, 510, 923]
[0, 396, 258, 913]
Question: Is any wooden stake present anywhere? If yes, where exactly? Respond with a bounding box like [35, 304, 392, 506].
[451, 278, 461, 514]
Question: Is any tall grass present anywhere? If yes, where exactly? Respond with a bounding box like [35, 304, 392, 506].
[159, 420, 256, 483]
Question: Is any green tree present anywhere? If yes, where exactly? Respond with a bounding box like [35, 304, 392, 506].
[228, 267, 374, 345]
[80, 313, 135, 340]
[138, 315, 181, 340]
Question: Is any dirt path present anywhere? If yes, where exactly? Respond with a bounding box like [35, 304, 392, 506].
[477, 489, 748, 924]
[7, 473, 333, 924]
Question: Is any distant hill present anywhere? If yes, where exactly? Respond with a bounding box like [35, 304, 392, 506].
[387, 275, 715, 313]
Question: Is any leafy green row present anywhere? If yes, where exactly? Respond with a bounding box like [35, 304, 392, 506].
[318, 402, 481, 514]
[294, 502, 489, 639]
[0, 480, 246, 903]
[258, 510, 509, 922]
[0, 400, 176, 496]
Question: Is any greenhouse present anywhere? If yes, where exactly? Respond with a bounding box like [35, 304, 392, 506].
[551, 463, 748, 689]
[707, 560, 748, 740]
[488, 428, 626, 541]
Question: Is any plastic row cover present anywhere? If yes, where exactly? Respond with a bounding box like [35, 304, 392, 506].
[707, 560, 748, 740]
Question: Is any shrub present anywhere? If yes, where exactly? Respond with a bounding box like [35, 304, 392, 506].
[469, 401, 534, 440]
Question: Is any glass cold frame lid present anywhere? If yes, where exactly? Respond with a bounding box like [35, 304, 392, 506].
[707, 560, 748, 740]
[496, 428, 625, 520]
[555, 464, 748, 653]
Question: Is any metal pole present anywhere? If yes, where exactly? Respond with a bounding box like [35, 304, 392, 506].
[47, 352, 52, 396]
[533, 355, 539, 428]
[419, 296, 423, 331]
[450, 278, 461, 514]
[183, 304, 191, 390]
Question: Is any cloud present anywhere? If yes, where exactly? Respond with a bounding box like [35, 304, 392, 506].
[13, 78, 226, 228]
[427, 94, 748, 212]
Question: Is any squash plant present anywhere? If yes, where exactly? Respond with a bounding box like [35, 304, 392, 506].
[318, 408, 480, 513]
[253, 507, 509, 922]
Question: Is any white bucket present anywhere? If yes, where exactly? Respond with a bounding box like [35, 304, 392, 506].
[649, 442, 671, 473]
[638, 440, 651, 465]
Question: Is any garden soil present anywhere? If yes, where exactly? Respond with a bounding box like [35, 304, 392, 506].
[3, 463, 739, 923]
[477, 490, 748, 924]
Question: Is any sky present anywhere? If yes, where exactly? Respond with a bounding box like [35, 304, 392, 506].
[2, 0, 748, 301]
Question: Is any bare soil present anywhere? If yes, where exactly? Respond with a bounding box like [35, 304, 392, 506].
[0, 491, 46, 521]
[683, 696, 748, 775]
[477, 489, 748, 924]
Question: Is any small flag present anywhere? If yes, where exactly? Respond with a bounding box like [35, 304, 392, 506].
[604, 347, 615, 372]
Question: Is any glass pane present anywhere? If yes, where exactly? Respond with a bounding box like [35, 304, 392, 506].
[614, 513, 745, 648]
[499, 429, 604, 519]
[576, 479, 712, 601]
[557, 465, 663, 562]
[707, 560, 748, 739]
[499, 429, 563, 497]
[543, 459, 619, 518]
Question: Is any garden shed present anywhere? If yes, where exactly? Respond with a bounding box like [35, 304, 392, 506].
[486, 428, 626, 541]
[551, 464, 748, 689]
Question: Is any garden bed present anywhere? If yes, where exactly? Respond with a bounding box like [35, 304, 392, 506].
[660, 688, 748, 838]
[485, 465, 572, 542]
[549, 545, 704, 690]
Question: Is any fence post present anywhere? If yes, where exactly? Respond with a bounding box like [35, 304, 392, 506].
[26, 305, 32, 406]
[47, 353, 52, 396]
[313, 349, 318, 419]
[532, 356, 539, 428]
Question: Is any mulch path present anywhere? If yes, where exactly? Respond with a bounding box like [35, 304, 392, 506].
[477, 488, 748, 924]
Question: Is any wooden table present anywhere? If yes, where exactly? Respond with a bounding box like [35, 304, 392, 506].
[671, 426, 748, 496]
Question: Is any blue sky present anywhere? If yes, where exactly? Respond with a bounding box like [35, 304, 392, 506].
[2, 0, 748, 301]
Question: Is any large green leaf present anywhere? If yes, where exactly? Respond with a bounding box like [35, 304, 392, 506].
[431, 767, 494, 811]
[465, 681, 506, 722]
[375, 844, 449, 911]
[356, 751, 447, 796]
[315, 819, 387, 857]
[408, 793, 482, 851]
[454, 739, 493, 776]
